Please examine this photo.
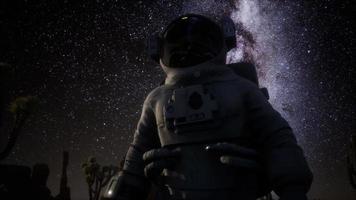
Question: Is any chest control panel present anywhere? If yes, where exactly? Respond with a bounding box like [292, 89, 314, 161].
[164, 84, 219, 133]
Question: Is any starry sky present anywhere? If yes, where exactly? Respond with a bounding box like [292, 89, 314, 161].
[0, 0, 355, 199]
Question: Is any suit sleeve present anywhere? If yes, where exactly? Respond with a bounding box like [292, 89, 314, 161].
[123, 96, 160, 177]
[245, 85, 313, 199]
[117, 94, 160, 199]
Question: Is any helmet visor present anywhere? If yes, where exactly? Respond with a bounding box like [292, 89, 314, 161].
[163, 15, 223, 54]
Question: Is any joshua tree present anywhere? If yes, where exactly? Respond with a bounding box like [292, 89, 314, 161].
[0, 62, 39, 161]
[0, 62, 15, 127]
[55, 151, 71, 200]
[81, 157, 119, 200]
[0, 96, 39, 161]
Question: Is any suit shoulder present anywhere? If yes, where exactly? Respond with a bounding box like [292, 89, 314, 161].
[229, 74, 261, 94]
[144, 85, 168, 105]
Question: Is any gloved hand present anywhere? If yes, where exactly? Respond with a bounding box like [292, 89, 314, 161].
[205, 142, 271, 197]
[204, 142, 259, 170]
[142, 147, 181, 182]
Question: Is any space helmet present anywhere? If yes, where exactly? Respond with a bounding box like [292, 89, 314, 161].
[148, 14, 236, 68]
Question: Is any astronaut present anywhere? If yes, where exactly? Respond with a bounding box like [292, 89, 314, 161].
[103, 14, 313, 200]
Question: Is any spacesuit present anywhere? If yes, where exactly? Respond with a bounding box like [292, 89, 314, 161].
[103, 14, 313, 200]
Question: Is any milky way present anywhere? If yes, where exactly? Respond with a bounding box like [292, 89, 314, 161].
[0, 1, 355, 199]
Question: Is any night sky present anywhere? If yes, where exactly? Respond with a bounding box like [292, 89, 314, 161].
[0, 0, 355, 200]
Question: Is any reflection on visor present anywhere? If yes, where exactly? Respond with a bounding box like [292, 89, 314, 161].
[160, 15, 225, 68]
[163, 15, 223, 51]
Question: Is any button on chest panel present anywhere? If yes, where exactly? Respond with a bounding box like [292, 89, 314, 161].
[155, 83, 245, 146]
